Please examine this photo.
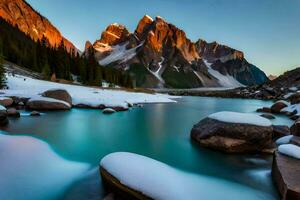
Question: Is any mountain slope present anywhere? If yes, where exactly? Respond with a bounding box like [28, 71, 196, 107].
[0, 0, 77, 52]
[89, 15, 268, 88]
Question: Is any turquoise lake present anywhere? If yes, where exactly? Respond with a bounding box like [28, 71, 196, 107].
[1, 96, 294, 200]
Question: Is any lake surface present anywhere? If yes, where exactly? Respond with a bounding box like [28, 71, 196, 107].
[1, 96, 294, 200]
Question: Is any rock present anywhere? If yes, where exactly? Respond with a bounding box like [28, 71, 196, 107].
[291, 119, 300, 136]
[27, 97, 71, 110]
[7, 108, 20, 118]
[271, 101, 289, 113]
[288, 93, 300, 104]
[272, 151, 300, 200]
[190, 112, 273, 153]
[272, 125, 290, 139]
[111, 106, 128, 112]
[30, 111, 41, 116]
[256, 107, 272, 113]
[0, 111, 8, 126]
[42, 89, 72, 105]
[0, 97, 13, 107]
[260, 113, 275, 119]
[291, 136, 300, 147]
[103, 108, 116, 114]
[290, 115, 300, 121]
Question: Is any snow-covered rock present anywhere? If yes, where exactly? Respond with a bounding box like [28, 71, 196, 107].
[102, 108, 116, 114]
[26, 96, 71, 110]
[100, 152, 274, 200]
[0, 132, 90, 200]
[0, 97, 13, 107]
[0, 74, 176, 109]
[278, 144, 300, 160]
[208, 111, 272, 127]
[276, 135, 293, 145]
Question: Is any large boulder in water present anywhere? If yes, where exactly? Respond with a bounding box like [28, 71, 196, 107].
[271, 100, 289, 113]
[190, 111, 274, 153]
[272, 151, 300, 200]
[42, 89, 72, 105]
[26, 96, 71, 110]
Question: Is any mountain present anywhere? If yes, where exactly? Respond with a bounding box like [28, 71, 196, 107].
[268, 74, 277, 81]
[89, 15, 268, 88]
[0, 0, 77, 53]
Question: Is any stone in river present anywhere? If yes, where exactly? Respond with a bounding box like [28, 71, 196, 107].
[103, 108, 116, 114]
[7, 108, 20, 118]
[42, 89, 72, 105]
[30, 111, 41, 116]
[260, 113, 275, 120]
[190, 111, 273, 153]
[271, 101, 289, 113]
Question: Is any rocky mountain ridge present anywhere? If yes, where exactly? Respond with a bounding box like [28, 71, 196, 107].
[89, 15, 268, 88]
[0, 0, 77, 53]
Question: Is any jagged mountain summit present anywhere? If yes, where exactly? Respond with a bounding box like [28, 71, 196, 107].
[0, 0, 77, 53]
[89, 15, 268, 88]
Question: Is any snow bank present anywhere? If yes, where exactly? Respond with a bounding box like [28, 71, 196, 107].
[208, 111, 272, 127]
[0, 74, 176, 108]
[203, 60, 244, 88]
[100, 152, 274, 200]
[278, 144, 300, 160]
[0, 132, 90, 200]
[276, 135, 293, 145]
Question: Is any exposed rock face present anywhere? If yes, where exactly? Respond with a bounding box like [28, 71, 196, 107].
[89, 15, 268, 88]
[190, 117, 273, 153]
[272, 151, 300, 200]
[0, 0, 77, 52]
[42, 89, 72, 106]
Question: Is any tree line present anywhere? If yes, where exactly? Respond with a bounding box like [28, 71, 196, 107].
[0, 18, 133, 88]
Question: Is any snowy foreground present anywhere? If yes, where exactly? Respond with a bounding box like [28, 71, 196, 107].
[0, 74, 177, 108]
[0, 131, 90, 200]
[101, 152, 275, 200]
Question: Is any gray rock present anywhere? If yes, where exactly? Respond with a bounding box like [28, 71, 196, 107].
[42, 89, 72, 105]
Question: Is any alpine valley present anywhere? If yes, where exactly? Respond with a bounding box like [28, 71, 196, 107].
[88, 15, 268, 88]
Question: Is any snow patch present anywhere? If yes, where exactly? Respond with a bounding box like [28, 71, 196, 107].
[1, 74, 176, 109]
[276, 135, 293, 145]
[193, 71, 204, 85]
[99, 42, 143, 66]
[208, 111, 272, 127]
[278, 144, 300, 160]
[100, 152, 275, 200]
[0, 132, 90, 200]
[203, 60, 244, 88]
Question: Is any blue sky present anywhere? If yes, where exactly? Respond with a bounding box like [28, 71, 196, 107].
[27, 0, 300, 76]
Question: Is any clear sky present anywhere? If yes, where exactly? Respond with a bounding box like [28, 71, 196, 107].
[27, 0, 300, 76]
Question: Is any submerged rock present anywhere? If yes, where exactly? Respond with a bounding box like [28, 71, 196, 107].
[30, 111, 41, 116]
[103, 108, 116, 114]
[260, 113, 275, 120]
[256, 107, 272, 113]
[272, 151, 300, 200]
[191, 112, 273, 153]
[7, 108, 20, 118]
[42, 89, 72, 105]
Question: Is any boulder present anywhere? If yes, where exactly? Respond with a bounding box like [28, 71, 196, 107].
[291, 136, 300, 147]
[0, 97, 13, 107]
[272, 125, 290, 139]
[291, 119, 300, 136]
[288, 93, 300, 104]
[260, 113, 275, 119]
[0, 111, 8, 126]
[256, 107, 272, 113]
[27, 97, 71, 111]
[103, 108, 116, 114]
[190, 112, 274, 153]
[42, 89, 72, 105]
[271, 101, 289, 113]
[30, 111, 41, 116]
[7, 108, 20, 118]
[272, 151, 300, 200]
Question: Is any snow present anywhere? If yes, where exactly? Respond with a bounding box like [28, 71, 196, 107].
[281, 103, 300, 115]
[278, 144, 300, 160]
[28, 96, 71, 108]
[193, 71, 204, 84]
[99, 42, 144, 66]
[0, 132, 90, 200]
[289, 87, 298, 92]
[100, 152, 275, 200]
[173, 65, 180, 72]
[150, 57, 165, 85]
[275, 100, 290, 106]
[276, 135, 293, 145]
[0, 74, 176, 109]
[203, 60, 244, 88]
[208, 111, 272, 126]
[145, 15, 154, 21]
[0, 105, 6, 111]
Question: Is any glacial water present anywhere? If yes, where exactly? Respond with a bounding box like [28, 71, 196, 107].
[1, 96, 294, 200]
